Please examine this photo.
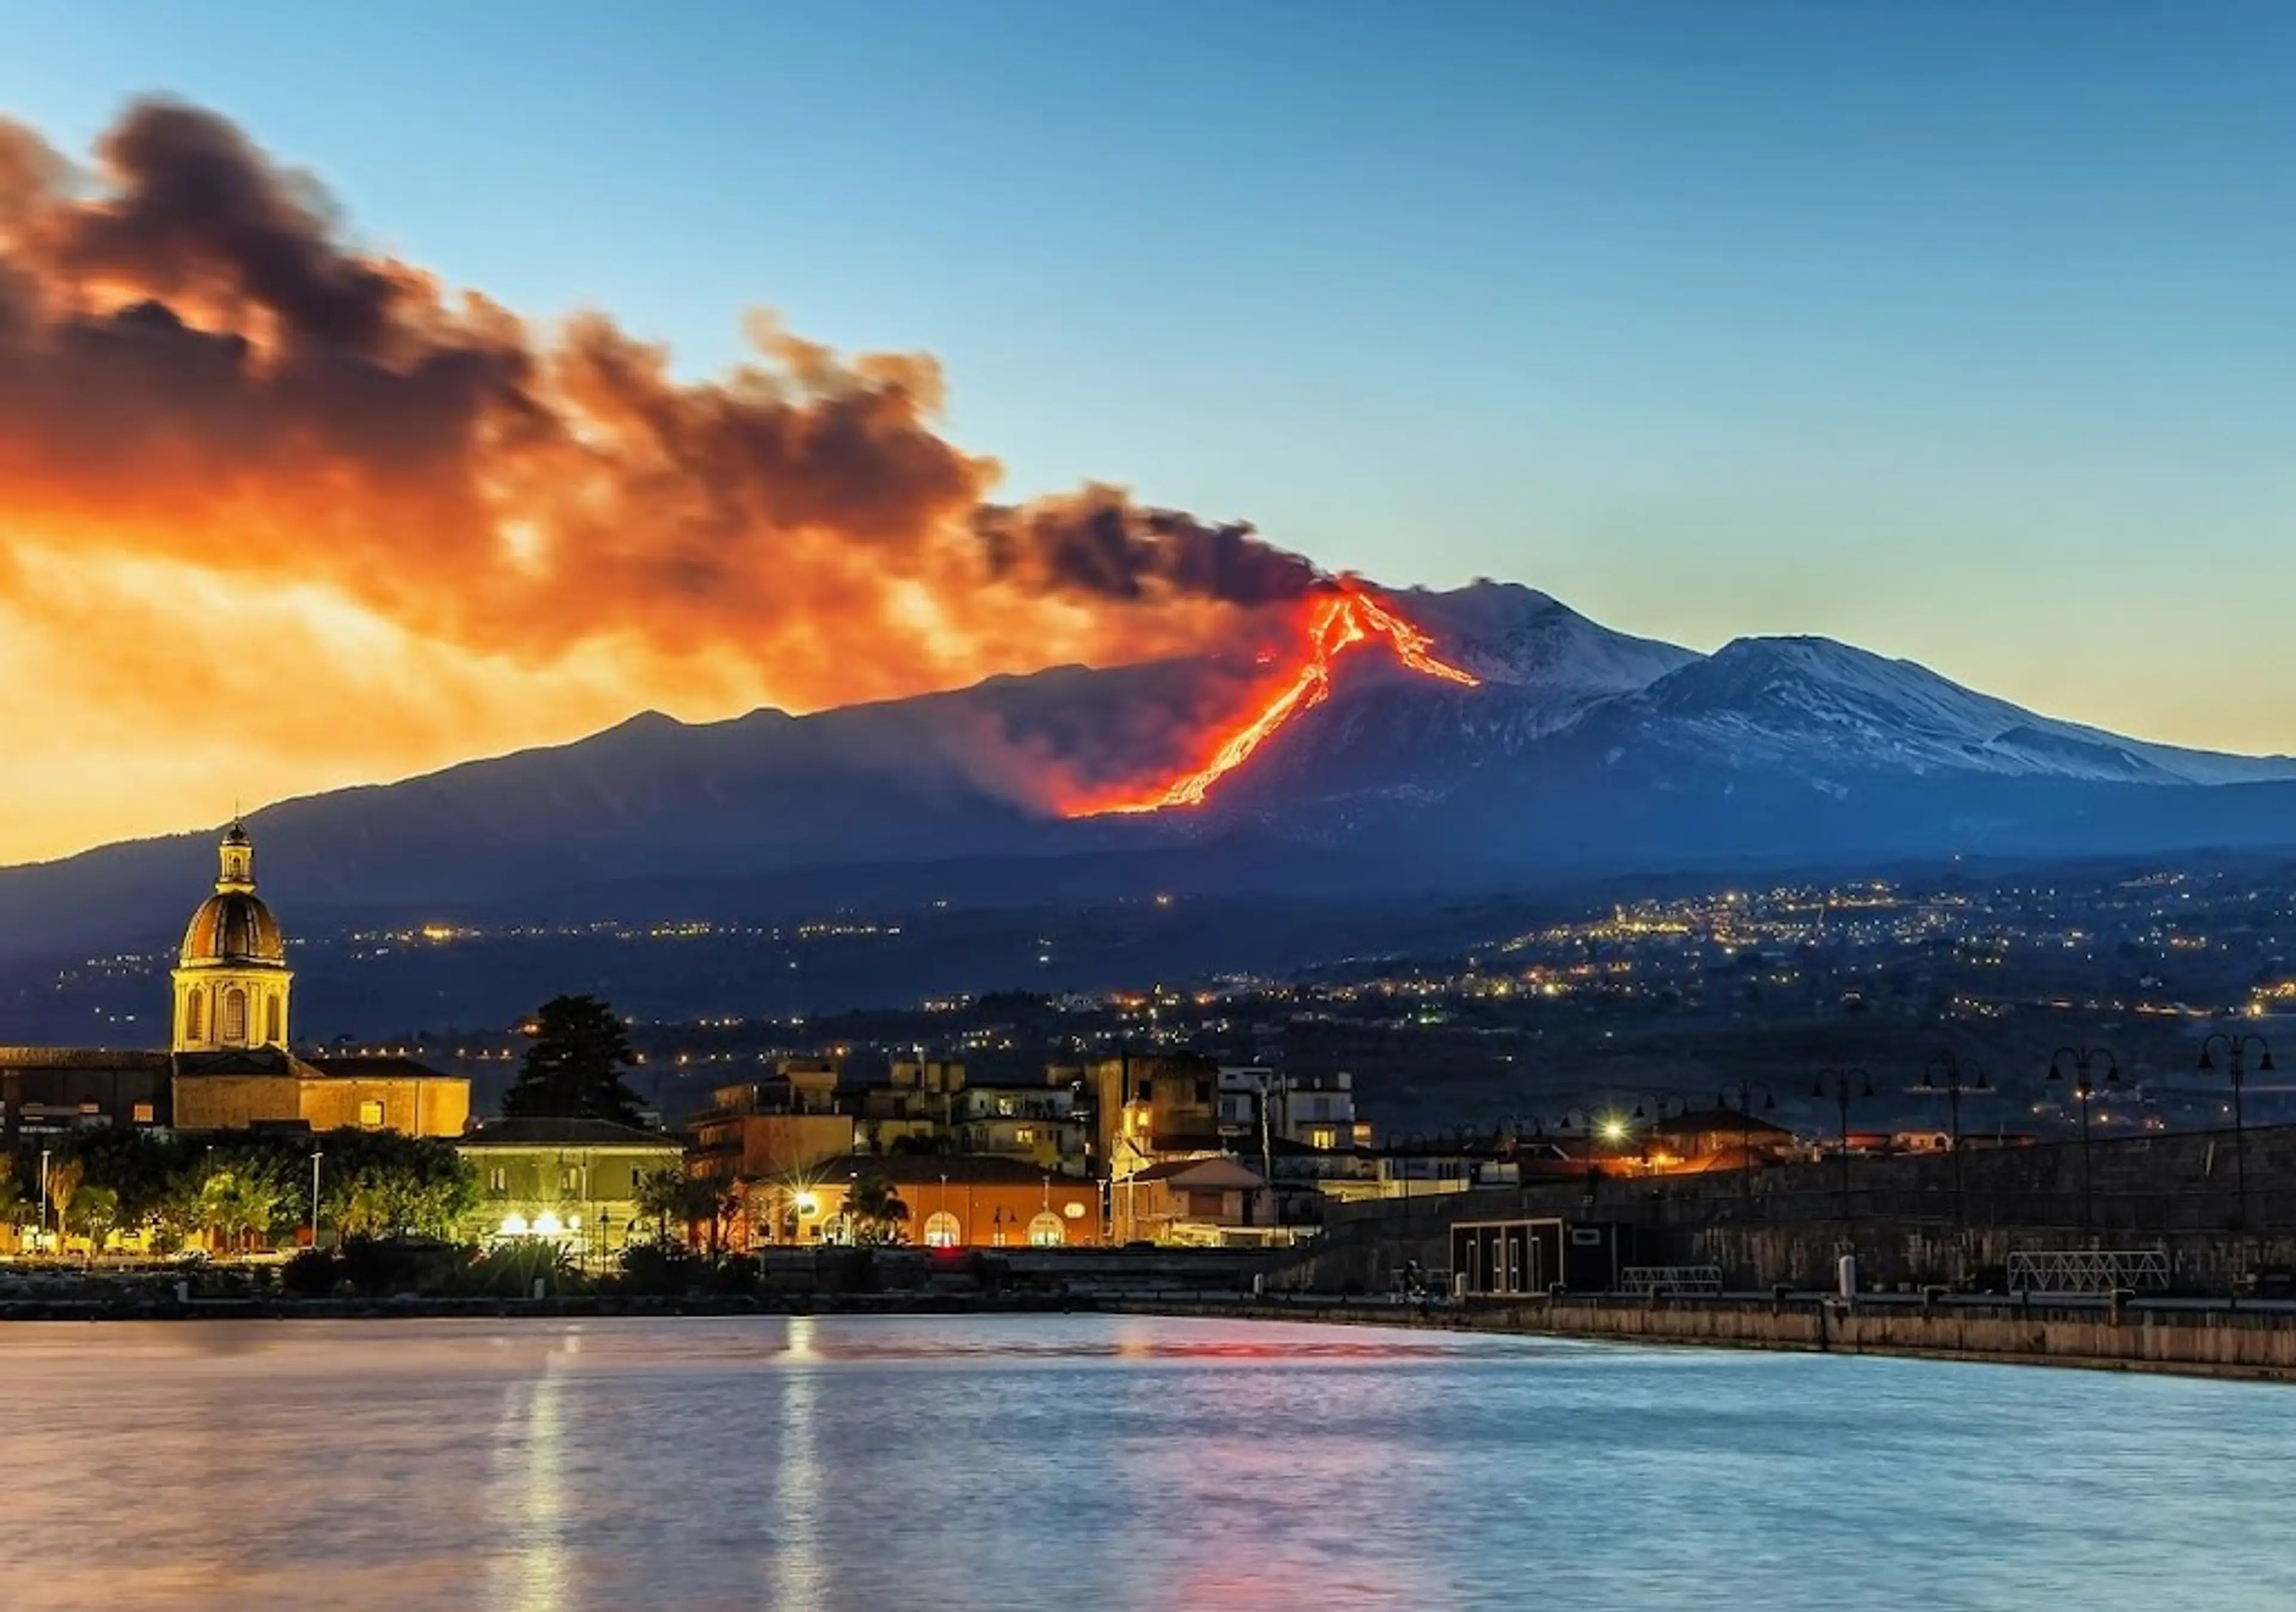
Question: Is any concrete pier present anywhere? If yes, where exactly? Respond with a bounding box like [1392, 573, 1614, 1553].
[1119, 1293, 2296, 1381]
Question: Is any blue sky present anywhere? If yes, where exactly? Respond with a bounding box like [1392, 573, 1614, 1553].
[5, 1, 2292, 751]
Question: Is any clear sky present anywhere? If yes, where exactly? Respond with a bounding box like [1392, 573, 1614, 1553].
[1, 1, 2292, 860]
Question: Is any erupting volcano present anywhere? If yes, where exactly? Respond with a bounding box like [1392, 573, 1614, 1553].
[1071, 585, 1480, 816]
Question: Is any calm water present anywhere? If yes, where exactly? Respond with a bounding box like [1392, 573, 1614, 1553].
[0, 1314, 2290, 1610]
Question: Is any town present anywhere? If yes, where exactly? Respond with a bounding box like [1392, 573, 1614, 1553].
[2, 826, 2289, 1286]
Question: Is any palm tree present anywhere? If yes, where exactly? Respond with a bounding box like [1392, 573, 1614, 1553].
[845, 1174, 911, 1247]
[45, 1157, 84, 1251]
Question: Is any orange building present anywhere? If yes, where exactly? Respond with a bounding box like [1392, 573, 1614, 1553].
[761, 1155, 1102, 1249]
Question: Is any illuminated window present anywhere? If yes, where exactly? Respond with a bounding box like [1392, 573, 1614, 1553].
[923, 1211, 961, 1248]
[219, 987, 248, 1045]
[1013, 1128, 1036, 1146]
[264, 995, 283, 1045]
[358, 1100, 384, 1128]
[184, 990, 206, 1044]
[488, 1168, 508, 1196]
[560, 1167, 582, 1193]
[1027, 1212, 1065, 1247]
[1310, 1127, 1338, 1150]
[132, 1103, 155, 1125]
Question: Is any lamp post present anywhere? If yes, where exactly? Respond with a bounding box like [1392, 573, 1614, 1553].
[1915, 1055, 1990, 1229]
[38, 1149, 50, 1245]
[2199, 1031, 2274, 1233]
[2046, 1046, 2119, 1232]
[1812, 1068, 1871, 1220]
[1716, 1082, 1778, 1206]
[310, 1149, 325, 1247]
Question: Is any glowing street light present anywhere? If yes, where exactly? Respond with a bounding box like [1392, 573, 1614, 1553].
[1915, 1055, 1990, 1229]
[2199, 1031, 2274, 1233]
[2046, 1046, 2118, 1231]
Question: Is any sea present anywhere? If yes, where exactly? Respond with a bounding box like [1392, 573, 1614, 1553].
[0, 1313, 2288, 1611]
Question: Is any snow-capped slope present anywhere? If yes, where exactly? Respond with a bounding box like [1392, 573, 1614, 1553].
[1592, 636, 2296, 786]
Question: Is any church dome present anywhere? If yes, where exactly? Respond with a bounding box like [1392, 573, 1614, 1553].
[181, 891, 286, 966]
[178, 820, 288, 967]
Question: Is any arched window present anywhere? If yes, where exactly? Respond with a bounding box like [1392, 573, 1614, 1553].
[219, 987, 248, 1045]
[184, 989, 206, 1045]
[922, 1211, 961, 1248]
[1027, 1212, 1065, 1248]
[264, 994, 283, 1045]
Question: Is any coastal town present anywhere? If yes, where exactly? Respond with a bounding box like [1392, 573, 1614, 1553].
[4, 823, 2289, 1329]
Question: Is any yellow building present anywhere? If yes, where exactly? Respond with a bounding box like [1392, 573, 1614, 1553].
[458, 1117, 687, 1260]
[0, 822, 471, 1140]
[172, 1051, 471, 1138]
[172, 822, 294, 1052]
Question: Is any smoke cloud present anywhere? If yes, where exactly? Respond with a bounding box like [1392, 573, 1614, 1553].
[0, 98, 1323, 862]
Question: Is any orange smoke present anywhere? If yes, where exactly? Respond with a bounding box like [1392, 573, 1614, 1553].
[1067, 585, 1479, 815]
[0, 97, 1329, 864]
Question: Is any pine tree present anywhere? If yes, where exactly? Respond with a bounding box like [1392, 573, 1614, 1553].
[502, 994, 645, 1124]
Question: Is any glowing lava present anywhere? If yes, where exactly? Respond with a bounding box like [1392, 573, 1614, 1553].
[1076, 586, 1480, 816]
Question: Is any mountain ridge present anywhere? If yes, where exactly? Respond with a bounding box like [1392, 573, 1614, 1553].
[3, 579, 2291, 970]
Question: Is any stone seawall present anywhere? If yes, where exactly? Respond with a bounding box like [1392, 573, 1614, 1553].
[1120, 1295, 2296, 1381]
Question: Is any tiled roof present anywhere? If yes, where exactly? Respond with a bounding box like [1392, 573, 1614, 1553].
[459, 1117, 684, 1149]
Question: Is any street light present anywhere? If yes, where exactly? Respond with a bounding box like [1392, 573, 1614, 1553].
[1915, 1055, 1990, 1229]
[1716, 1082, 1779, 1205]
[1812, 1068, 1872, 1220]
[2046, 1046, 2118, 1232]
[2199, 1031, 2274, 1233]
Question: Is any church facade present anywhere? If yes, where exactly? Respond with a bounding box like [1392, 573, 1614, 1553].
[0, 824, 469, 1143]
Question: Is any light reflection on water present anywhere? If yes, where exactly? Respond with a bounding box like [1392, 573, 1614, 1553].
[0, 1314, 2292, 1610]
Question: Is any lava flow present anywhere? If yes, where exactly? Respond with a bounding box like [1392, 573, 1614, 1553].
[1073, 586, 1480, 816]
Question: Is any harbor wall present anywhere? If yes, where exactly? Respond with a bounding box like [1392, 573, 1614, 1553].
[1126, 1293, 2296, 1381]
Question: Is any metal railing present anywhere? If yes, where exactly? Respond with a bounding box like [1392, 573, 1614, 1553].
[1620, 1265, 1724, 1296]
[2005, 1248, 2171, 1295]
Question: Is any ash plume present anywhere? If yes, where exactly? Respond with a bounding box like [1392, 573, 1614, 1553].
[0, 97, 1321, 727]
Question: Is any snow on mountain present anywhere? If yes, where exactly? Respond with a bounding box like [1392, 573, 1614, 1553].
[1593, 636, 2296, 786]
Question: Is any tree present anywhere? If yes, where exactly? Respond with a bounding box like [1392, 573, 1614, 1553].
[845, 1174, 910, 1247]
[75, 1186, 122, 1259]
[503, 995, 645, 1124]
[45, 1156, 83, 1248]
[634, 1168, 736, 1253]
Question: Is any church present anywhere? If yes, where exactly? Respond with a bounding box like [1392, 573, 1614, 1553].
[0, 824, 469, 1143]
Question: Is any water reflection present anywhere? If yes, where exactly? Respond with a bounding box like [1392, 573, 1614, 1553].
[489, 1331, 571, 1612]
[0, 1315, 2291, 1611]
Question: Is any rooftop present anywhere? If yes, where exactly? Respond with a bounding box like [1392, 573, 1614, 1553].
[459, 1117, 684, 1150]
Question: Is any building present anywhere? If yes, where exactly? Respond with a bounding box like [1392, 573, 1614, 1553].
[950, 1079, 1090, 1175]
[458, 1116, 687, 1261]
[688, 1073, 857, 1186]
[172, 1049, 471, 1137]
[1216, 1067, 1370, 1153]
[759, 1154, 1103, 1249]
[1635, 1108, 1800, 1173]
[1117, 1155, 1270, 1246]
[1086, 1053, 1223, 1181]
[0, 823, 470, 1139]
[171, 821, 292, 1054]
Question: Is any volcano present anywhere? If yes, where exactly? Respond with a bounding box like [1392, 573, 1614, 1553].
[2, 578, 2295, 970]
[1068, 584, 1480, 816]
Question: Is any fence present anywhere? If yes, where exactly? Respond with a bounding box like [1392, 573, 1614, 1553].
[1619, 1265, 1723, 1297]
[2005, 1248, 2172, 1295]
